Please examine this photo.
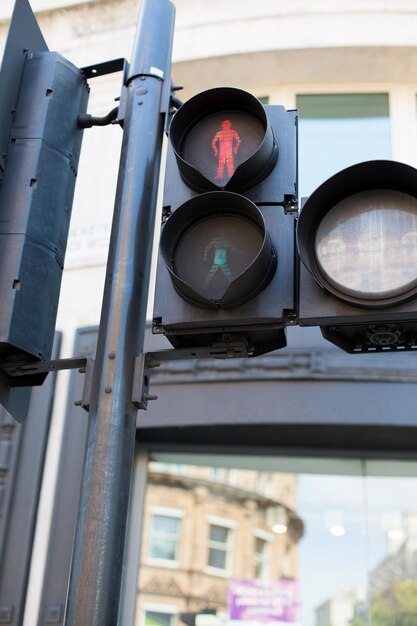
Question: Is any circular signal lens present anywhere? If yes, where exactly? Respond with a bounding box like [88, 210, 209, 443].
[174, 213, 264, 301]
[169, 87, 277, 192]
[315, 189, 417, 301]
[160, 192, 277, 309]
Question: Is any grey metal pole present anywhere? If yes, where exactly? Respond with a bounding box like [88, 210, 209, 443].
[64, 1, 175, 624]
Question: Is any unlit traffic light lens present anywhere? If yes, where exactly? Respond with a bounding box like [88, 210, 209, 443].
[174, 213, 264, 301]
[160, 192, 277, 309]
[315, 189, 417, 301]
[297, 160, 417, 308]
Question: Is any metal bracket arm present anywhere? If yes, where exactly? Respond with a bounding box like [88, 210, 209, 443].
[74, 357, 95, 411]
[2, 356, 88, 378]
[132, 340, 250, 410]
[0, 340, 250, 409]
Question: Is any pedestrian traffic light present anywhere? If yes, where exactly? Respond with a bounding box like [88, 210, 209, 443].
[297, 159, 417, 352]
[153, 87, 297, 357]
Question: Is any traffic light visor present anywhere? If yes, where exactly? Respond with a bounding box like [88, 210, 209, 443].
[160, 192, 277, 308]
[169, 88, 278, 192]
[297, 160, 417, 307]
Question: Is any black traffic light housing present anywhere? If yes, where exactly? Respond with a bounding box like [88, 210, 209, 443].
[298, 160, 417, 353]
[0, 50, 88, 366]
[153, 87, 297, 357]
[0, 0, 88, 422]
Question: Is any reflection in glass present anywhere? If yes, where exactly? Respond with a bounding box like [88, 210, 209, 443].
[149, 513, 181, 562]
[144, 611, 173, 626]
[315, 190, 417, 300]
[365, 476, 417, 626]
[254, 537, 267, 578]
[137, 457, 417, 626]
[208, 524, 231, 570]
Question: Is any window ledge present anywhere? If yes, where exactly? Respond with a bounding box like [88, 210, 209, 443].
[147, 558, 179, 569]
[204, 566, 231, 578]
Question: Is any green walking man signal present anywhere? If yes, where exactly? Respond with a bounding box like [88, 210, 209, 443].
[203, 234, 239, 289]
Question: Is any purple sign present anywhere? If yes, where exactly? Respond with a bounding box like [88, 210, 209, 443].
[228, 579, 299, 624]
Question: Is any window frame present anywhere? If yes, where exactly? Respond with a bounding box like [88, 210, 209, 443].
[205, 515, 235, 576]
[141, 603, 178, 626]
[147, 506, 183, 567]
[253, 528, 272, 581]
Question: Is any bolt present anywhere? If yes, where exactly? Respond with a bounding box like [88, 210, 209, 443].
[105, 386, 112, 394]
[108, 352, 116, 360]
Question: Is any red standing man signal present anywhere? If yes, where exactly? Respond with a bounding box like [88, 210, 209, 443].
[212, 119, 241, 180]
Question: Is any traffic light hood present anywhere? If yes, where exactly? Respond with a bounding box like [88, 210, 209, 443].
[297, 160, 417, 308]
[169, 87, 278, 192]
[159, 191, 277, 309]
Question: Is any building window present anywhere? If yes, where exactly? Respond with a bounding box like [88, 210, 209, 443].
[149, 509, 182, 564]
[253, 530, 272, 580]
[207, 518, 234, 572]
[297, 93, 391, 197]
[143, 609, 175, 626]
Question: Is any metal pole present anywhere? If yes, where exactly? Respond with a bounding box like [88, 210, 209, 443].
[64, 1, 175, 624]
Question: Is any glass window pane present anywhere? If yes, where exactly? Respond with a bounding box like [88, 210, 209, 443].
[144, 611, 172, 626]
[210, 524, 229, 543]
[298, 473, 368, 626]
[149, 514, 180, 561]
[208, 547, 227, 569]
[254, 537, 267, 579]
[365, 466, 417, 625]
[138, 454, 417, 626]
[150, 538, 177, 561]
[297, 93, 391, 197]
[208, 523, 230, 569]
[152, 515, 179, 534]
[255, 536, 266, 554]
[298, 93, 389, 119]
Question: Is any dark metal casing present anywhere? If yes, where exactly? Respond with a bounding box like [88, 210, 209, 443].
[153, 100, 298, 357]
[0, 51, 88, 363]
[298, 160, 417, 353]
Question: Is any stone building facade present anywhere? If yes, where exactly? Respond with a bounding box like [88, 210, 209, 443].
[138, 465, 303, 626]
